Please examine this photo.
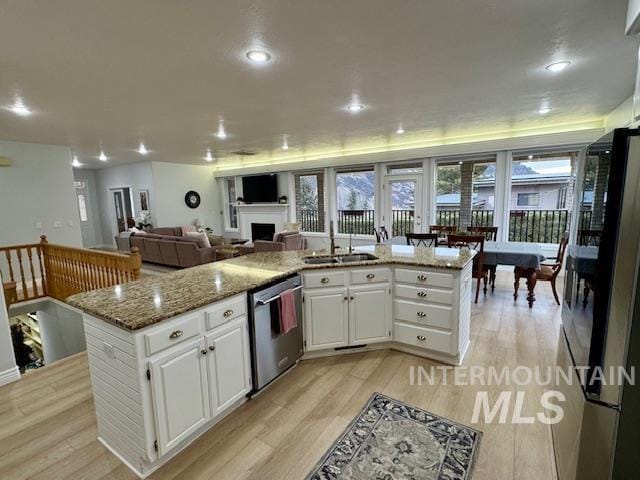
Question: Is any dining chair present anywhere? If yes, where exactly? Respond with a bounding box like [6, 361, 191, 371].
[447, 234, 488, 303]
[467, 226, 498, 290]
[406, 233, 439, 247]
[373, 227, 389, 244]
[514, 232, 569, 305]
[578, 229, 602, 246]
[429, 225, 457, 245]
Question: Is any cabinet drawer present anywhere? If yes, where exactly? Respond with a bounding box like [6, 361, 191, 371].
[394, 321, 453, 354]
[350, 268, 390, 285]
[304, 271, 346, 288]
[144, 312, 202, 356]
[394, 284, 453, 305]
[394, 299, 452, 330]
[205, 295, 246, 330]
[395, 268, 454, 288]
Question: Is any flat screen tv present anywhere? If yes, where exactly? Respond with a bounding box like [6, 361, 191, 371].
[242, 174, 278, 203]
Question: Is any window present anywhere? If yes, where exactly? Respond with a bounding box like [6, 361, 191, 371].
[336, 167, 375, 234]
[435, 163, 461, 226]
[387, 162, 423, 175]
[509, 151, 576, 243]
[223, 178, 238, 230]
[77, 194, 88, 222]
[294, 172, 325, 232]
[517, 193, 540, 207]
[472, 161, 496, 226]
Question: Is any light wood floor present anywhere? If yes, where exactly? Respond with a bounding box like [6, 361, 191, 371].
[0, 272, 561, 480]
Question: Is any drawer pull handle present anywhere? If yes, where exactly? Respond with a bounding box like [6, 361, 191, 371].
[417, 311, 426, 317]
[201, 349, 208, 355]
[169, 330, 183, 339]
[366, 273, 376, 280]
[417, 291, 427, 297]
[223, 309, 234, 318]
[321, 277, 330, 284]
[417, 274, 427, 281]
[417, 335, 426, 341]
[209, 345, 216, 352]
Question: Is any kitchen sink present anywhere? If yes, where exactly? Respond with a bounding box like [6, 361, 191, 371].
[302, 256, 340, 265]
[302, 253, 378, 265]
[336, 253, 378, 263]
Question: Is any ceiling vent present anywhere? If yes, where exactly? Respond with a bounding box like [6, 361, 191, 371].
[232, 149, 257, 156]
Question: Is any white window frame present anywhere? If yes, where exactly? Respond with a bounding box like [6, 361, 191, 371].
[332, 165, 377, 239]
[293, 170, 326, 234]
[516, 192, 541, 207]
[222, 177, 239, 233]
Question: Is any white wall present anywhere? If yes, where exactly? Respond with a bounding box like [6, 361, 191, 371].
[94, 162, 155, 246]
[151, 162, 222, 233]
[0, 140, 82, 246]
[0, 288, 19, 384]
[36, 302, 86, 365]
[72, 168, 103, 248]
[604, 95, 634, 132]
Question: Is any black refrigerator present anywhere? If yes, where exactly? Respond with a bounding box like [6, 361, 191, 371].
[552, 128, 640, 480]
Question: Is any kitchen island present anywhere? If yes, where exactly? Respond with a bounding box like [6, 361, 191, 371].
[67, 244, 475, 478]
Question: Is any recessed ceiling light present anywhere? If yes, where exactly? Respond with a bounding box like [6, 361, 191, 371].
[205, 149, 214, 162]
[528, 155, 533, 160]
[545, 61, 571, 73]
[396, 125, 405, 134]
[246, 50, 271, 63]
[215, 122, 227, 139]
[346, 103, 365, 113]
[538, 106, 552, 115]
[605, 150, 610, 154]
[6, 97, 32, 116]
[282, 136, 289, 150]
[71, 156, 82, 167]
[99, 150, 108, 162]
[137, 142, 149, 155]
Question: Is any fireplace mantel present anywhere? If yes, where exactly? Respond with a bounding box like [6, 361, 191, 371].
[237, 203, 290, 240]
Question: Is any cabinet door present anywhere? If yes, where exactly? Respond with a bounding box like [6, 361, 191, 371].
[205, 317, 251, 416]
[149, 338, 211, 456]
[304, 287, 349, 351]
[349, 284, 392, 345]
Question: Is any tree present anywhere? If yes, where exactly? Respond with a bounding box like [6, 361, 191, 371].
[347, 188, 358, 210]
[299, 176, 318, 210]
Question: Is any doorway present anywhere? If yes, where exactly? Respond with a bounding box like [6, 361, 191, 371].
[384, 176, 423, 239]
[110, 187, 135, 237]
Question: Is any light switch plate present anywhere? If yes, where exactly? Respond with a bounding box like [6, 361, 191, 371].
[53, 221, 62, 228]
[35, 222, 42, 230]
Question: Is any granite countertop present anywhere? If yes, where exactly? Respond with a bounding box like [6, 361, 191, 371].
[66, 245, 475, 331]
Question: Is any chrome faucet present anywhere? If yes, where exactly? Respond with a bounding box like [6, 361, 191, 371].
[329, 220, 336, 255]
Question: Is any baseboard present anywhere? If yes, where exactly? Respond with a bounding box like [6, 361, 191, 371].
[0, 366, 21, 386]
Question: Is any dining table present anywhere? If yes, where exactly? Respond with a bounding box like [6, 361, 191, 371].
[483, 241, 547, 307]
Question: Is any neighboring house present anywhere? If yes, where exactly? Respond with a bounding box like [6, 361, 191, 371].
[436, 164, 572, 211]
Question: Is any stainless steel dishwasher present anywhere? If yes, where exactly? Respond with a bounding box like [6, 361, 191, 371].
[248, 274, 303, 392]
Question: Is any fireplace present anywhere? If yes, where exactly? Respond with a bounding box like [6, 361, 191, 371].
[251, 223, 276, 242]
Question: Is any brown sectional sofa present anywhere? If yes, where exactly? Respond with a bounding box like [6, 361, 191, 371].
[117, 227, 220, 268]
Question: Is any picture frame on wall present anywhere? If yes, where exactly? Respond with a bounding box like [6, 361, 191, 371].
[139, 189, 150, 212]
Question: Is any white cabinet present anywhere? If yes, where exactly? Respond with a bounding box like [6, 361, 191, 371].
[304, 286, 349, 350]
[205, 317, 252, 416]
[148, 338, 211, 456]
[350, 284, 392, 345]
[303, 268, 391, 351]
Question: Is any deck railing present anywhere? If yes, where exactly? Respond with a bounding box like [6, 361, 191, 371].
[434, 209, 495, 228]
[1, 235, 141, 306]
[337, 209, 375, 235]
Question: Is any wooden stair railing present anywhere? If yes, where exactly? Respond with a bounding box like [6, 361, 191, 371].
[1, 235, 141, 306]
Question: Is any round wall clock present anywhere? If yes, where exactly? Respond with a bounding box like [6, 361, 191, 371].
[185, 191, 201, 209]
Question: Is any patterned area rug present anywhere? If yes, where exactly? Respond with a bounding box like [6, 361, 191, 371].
[307, 393, 481, 480]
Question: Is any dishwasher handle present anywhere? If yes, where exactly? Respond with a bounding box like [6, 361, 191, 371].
[256, 285, 303, 306]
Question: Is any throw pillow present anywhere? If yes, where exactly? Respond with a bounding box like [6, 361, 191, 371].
[181, 225, 197, 236]
[186, 231, 211, 248]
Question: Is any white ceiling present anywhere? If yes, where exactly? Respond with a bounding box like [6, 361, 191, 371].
[0, 0, 637, 169]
